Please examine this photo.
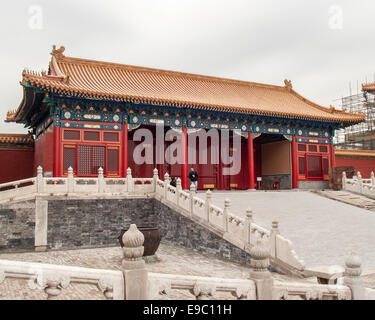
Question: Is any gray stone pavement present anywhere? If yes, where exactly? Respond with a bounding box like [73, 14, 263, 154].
[197, 190, 375, 272]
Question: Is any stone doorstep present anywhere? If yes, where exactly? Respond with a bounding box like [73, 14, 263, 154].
[303, 265, 345, 284]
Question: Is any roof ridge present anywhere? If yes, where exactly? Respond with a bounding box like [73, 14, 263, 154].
[288, 87, 362, 118]
[57, 54, 286, 91]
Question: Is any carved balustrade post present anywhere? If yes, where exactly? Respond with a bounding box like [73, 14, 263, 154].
[67, 166, 74, 194]
[371, 171, 375, 186]
[249, 239, 274, 300]
[121, 224, 148, 300]
[153, 168, 158, 192]
[205, 189, 212, 223]
[270, 221, 279, 260]
[36, 166, 44, 193]
[126, 168, 134, 193]
[357, 171, 363, 193]
[244, 208, 253, 247]
[176, 178, 182, 206]
[98, 167, 104, 193]
[344, 253, 365, 300]
[189, 183, 195, 217]
[164, 172, 170, 200]
[223, 198, 230, 232]
[342, 171, 347, 190]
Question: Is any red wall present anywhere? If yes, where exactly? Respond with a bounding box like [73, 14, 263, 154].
[0, 149, 34, 184]
[335, 157, 375, 178]
[34, 127, 54, 176]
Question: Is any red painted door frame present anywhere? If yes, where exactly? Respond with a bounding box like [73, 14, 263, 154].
[291, 136, 298, 189]
[181, 127, 188, 189]
[247, 132, 255, 190]
[53, 125, 60, 177]
[122, 123, 128, 177]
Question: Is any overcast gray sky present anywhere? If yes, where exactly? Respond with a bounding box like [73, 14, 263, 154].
[0, 0, 374, 133]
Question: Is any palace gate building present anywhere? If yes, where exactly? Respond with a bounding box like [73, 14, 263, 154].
[6, 46, 364, 190]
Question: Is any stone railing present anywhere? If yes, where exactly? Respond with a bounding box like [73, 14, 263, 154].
[148, 273, 256, 300]
[2, 224, 367, 300]
[0, 177, 37, 201]
[154, 172, 305, 275]
[0, 166, 154, 202]
[0, 259, 124, 300]
[0, 167, 303, 274]
[273, 281, 351, 300]
[342, 171, 375, 198]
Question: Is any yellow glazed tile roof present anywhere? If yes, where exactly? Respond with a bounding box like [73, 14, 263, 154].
[335, 149, 375, 157]
[0, 133, 34, 145]
[11, 46, 365, 124]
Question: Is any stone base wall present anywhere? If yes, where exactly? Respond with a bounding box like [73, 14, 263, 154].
[262, 174, 292, 190]
[153, 200, 251, 265]
[47, 198, 155, 250]
[0, 200, 35, 252]
[0, 196, 250, 266]
[298, 181, 329, 190]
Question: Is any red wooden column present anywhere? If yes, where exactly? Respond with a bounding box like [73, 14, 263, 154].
[291, 136, 298, 189]
[329, 143, 336, 168]
[122, 123, 128, 177]
[247, 132, 255, 190]
[53, 125, 60, 177]
[181, 126, 188, 189]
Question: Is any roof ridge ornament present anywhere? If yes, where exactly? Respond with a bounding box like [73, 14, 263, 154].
[284, 79, 293, 90]
[51, 45, 65, 59]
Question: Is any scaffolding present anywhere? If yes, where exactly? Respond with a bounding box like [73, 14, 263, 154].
[333, 89, 375, 150]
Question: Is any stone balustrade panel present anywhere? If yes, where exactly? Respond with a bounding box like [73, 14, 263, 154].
[273, 280, 351, 300]
[166, 185, 178, 203]
[227, 213, 245, 239]
[208, 204, 225, 232]
[177, 190, 190, 212]
[44, 178, 68, 194]
[0, 178, 37, 201]
[148, 272, 256, 300]
[192, 197, 206, 221]
[155, 179, 165, 197]
[0, 259, 124, 300]
[103, 179, 127, 193]
[133, 178, 154, 193]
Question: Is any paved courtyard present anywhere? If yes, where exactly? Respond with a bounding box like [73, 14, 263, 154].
[198, 190, 375, 272]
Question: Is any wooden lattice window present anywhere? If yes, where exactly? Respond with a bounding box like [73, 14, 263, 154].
[78, 145, 105, 175]
[298, 157, 305, 175]
[107, 149, 119, 172]
[298, 144, 306, 152]
[308, 145, 318, 152]
[84, 131, 100, 141]
[63, 147, 76, 171]
[319, 145, 328, 153]
[104, 132, 119, 142]
[64, 130, 80, 140]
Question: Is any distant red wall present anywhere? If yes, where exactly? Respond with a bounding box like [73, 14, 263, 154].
[0, 149, 34, 184]
[335, 157, 375, 178]
[34, 127, 54, 175]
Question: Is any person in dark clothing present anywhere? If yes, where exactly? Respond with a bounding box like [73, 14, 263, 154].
[188, 167, 198, 192]
[170, 176, 177, 188]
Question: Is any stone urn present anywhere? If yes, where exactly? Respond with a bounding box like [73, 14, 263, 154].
[118, 226, 161, 256]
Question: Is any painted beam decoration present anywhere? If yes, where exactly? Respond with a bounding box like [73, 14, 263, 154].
[48, 95, 335, 139]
